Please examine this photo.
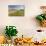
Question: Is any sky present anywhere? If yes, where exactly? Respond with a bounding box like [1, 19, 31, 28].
[8, 5, 24, 10]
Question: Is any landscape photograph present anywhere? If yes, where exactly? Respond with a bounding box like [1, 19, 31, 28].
[8, 5, 24, 16]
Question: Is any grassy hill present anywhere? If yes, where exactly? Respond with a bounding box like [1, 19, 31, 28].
[9, 9, 24, 16]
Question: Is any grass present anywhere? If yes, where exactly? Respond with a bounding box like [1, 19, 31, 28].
[9, 9, 24, 16]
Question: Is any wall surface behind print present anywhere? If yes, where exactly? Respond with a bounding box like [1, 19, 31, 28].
[0, 0, 46, 38]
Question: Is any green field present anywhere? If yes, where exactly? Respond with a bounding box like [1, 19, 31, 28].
[9, 9, 24, 16]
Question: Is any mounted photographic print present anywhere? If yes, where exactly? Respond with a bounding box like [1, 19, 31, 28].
[8, 5, 24, 16]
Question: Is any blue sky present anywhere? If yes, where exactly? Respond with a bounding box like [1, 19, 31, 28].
[8, 5, 24, 10]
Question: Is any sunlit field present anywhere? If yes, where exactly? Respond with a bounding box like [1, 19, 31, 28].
[8, 5, 24, 16]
